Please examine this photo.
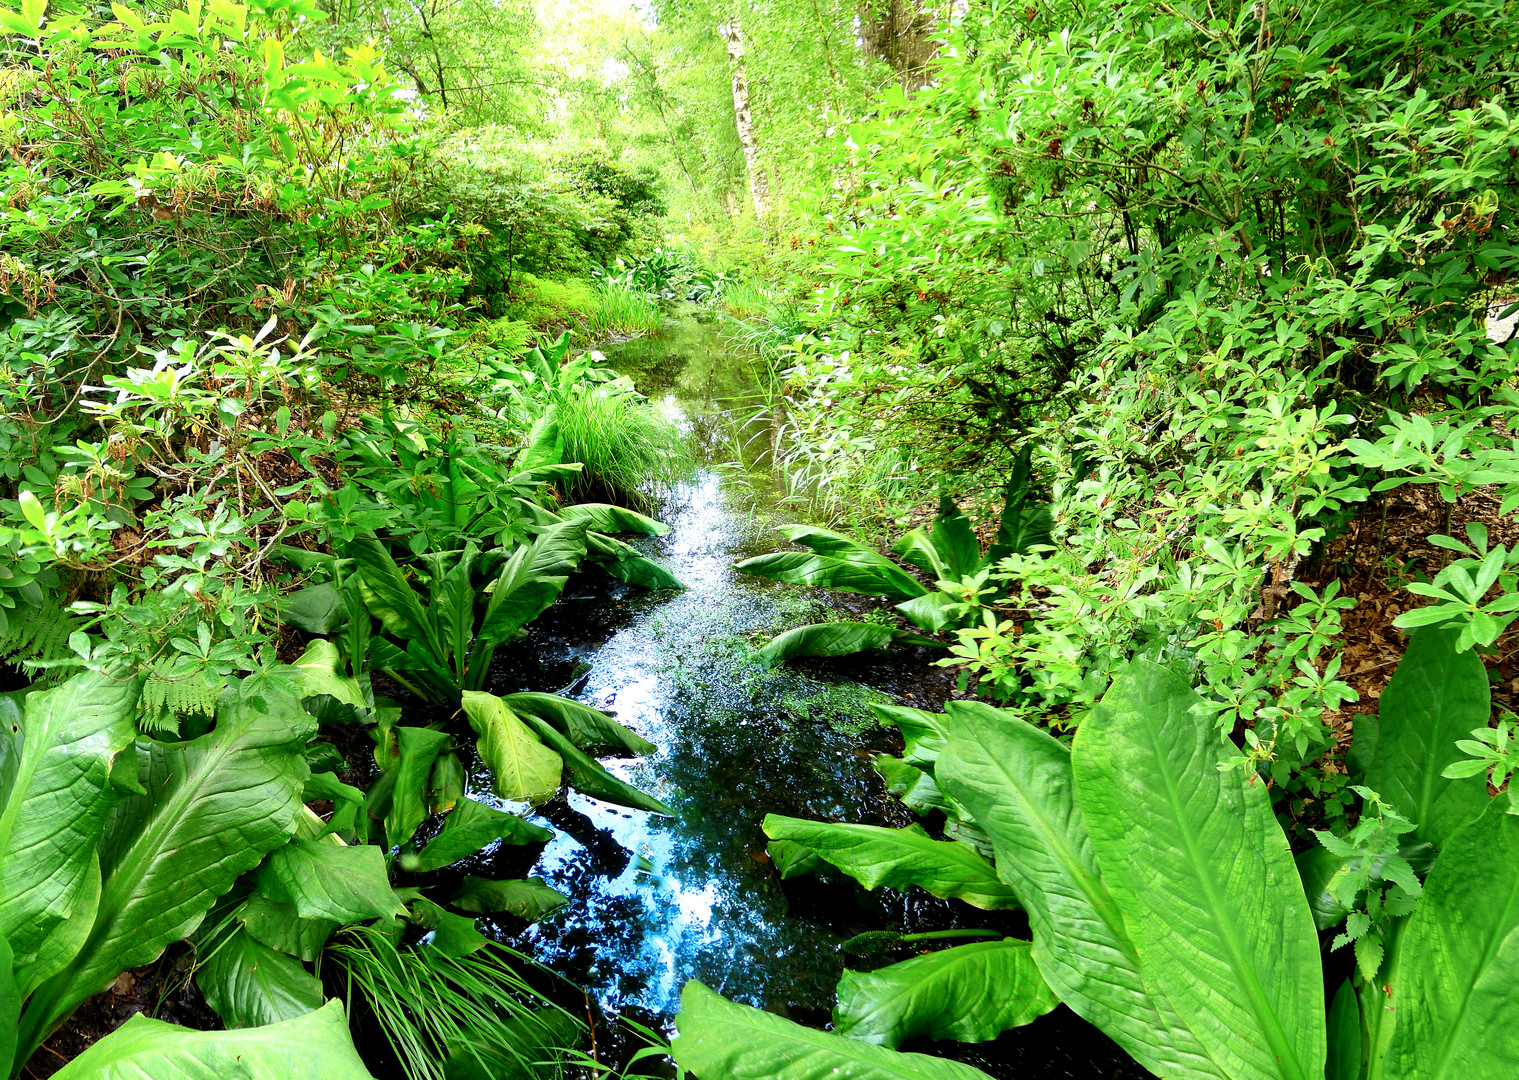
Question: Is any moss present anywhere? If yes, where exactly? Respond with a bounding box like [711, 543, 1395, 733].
[496, 272, 598, 329]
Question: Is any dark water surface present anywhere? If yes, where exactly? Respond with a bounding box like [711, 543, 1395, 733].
[479, 316, 1142, 1078]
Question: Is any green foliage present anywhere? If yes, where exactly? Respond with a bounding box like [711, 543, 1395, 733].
[47, 1001, 373, 1080]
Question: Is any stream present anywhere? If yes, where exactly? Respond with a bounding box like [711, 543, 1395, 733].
[479, 314, 1143, 1079]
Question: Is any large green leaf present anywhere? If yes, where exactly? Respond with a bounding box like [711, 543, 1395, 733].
[584, 531, 686, 590]
[49, 1000, 373, 1080]
[349, 536, 441, 658]
[873, 755, 956, 815]
[0, 671, 138, 993]
[892, 498, 980, 580]
[474, 544, 569, 648]
[280, 583, 347, 635]
[737, 524, 927, 600]
[871, 704, 950, 766]
[386, 726, 450, 848]
[0, 934, 16, 1080]
[757, 622, 896, 668]
[514, 710, 673, 814]
[670, 981, 995, 1080]
[259, 840, 407, 923]
[833, 940, 1058, 1049]
[937, 703, 1222, 1080]
[502, 692, 656, 756]
[761, 816, 1019, 910]
[290, 639, 367, 711]
[18, 685, 314, 1051]
[238, 894, 336, 963]
[1385, 803, 1519, 1080]
[1325, 980, 1360, 1080]
[560, 503, 670, 536]
[407, 797, 552, 873]
[461, 692, 563, 802]
[450, 876, 569, 921]
[1073, 660, 1323, 1080]
[198, 927, 323, 1030]
[1353, 626, 1489, 849]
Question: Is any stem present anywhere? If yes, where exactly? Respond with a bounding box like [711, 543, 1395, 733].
[899, 929, 1003, 944]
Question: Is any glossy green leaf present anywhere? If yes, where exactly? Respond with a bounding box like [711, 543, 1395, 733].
[1073, 660, 1323, 1080]
[461, 692, 563, 802]
[450, 876, 569, 921]
[280, 584, 346, 635]
[502, 692, 656, 755]
[560, 503, 670, 535]
[349, 536, 440, 657]
[258, 840, 406, 923]
[873, 755, 956, 815]
[1386, 804, 1519, 1080]
[833, 939, 1057, 1049]
[475, 544, 570, 648]
[584, 531, 686, 590]
[18, 686, 314, 1052]
[429, 752, 465, 813]
[767, 838, 822, 879]
[290, 640, 367, 711]
[1325, 980, 1360, 1080]
[386, 726, 450, 849]
[410, 897, 485, 957]
[0, 671, 138, 993]
[737, 524, 926, 600]
[762, 816, 1020, 910]
[408, 797, 552, 873]
[0, 934, 17, 1080]
[198, 928, 323, 1030]
[49, 1000, 373, 1080]
[1353, 626, 1489, 849]
[871, 704, 950, 767]
[936, 702, 1221, 1080]
[513, 710, 673, 814]
[757, 621, 896, 667]
[671, 981, 996, 1080]
[237, 894, 336, 963]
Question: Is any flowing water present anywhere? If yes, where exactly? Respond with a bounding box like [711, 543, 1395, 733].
[477, 314, 1142, 1078]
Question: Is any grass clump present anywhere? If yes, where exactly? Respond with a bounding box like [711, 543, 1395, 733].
[588, 278, 662, 339]
[553, 379, 694, 504]
[330, 925, 586, 1080]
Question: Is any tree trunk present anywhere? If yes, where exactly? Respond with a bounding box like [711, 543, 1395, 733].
[719, 19, 770, 219]
[858, 0, 939, 90]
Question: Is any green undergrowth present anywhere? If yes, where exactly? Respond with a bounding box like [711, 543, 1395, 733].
[495, 273, 600, 330]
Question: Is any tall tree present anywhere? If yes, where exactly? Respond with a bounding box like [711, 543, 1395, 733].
[719, 18, 770, 218]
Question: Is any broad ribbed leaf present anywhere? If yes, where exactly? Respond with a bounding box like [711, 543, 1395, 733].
[503, 692, 656, 755]
[461, 692, 563, 802]
[408, 797, 552, 873]
[279, 584, 346, 635]
[0, 934, 17, 1079]
[49, 1000, 372, 1080]
[259, 841, 406, 924]
[762, 816, 1019, 910]
[199, 928, 322, 1030]
[1386, 804, 1519, 1080]
[475, 544, 569, 646]
[435, 544, 478, 685]
[584, 531, 686, 590]
[873, 755, 956, 815]
[410, 897, 485, 957]
[671, 981, 995, 1080]
[757, 622, 896, 667]
[871, 704, 949, 766]
[349, 536, 440, 657]
[0, 671, 137, 992]
[735, 551, 926, 600]
[1326, 980, 1360, 1080]
[560, 503, 670, 535]
[936, 704, 1222, 1079]
[451, 876, 569, 921]
[1354, 626, 1489, 849]
[290, 640, 366, 710]
[386, 727, 450, 849]
[18, 685, 311, 1048]
[238, 894, 335, 963]
[834, 940, 1057, 1049]
[1073, 660, 1323, 1080]
[515, 710, 673, 814]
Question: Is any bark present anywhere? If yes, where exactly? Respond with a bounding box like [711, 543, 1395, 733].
[719, 18, 770, 219]
[858, 0, 940, 90]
